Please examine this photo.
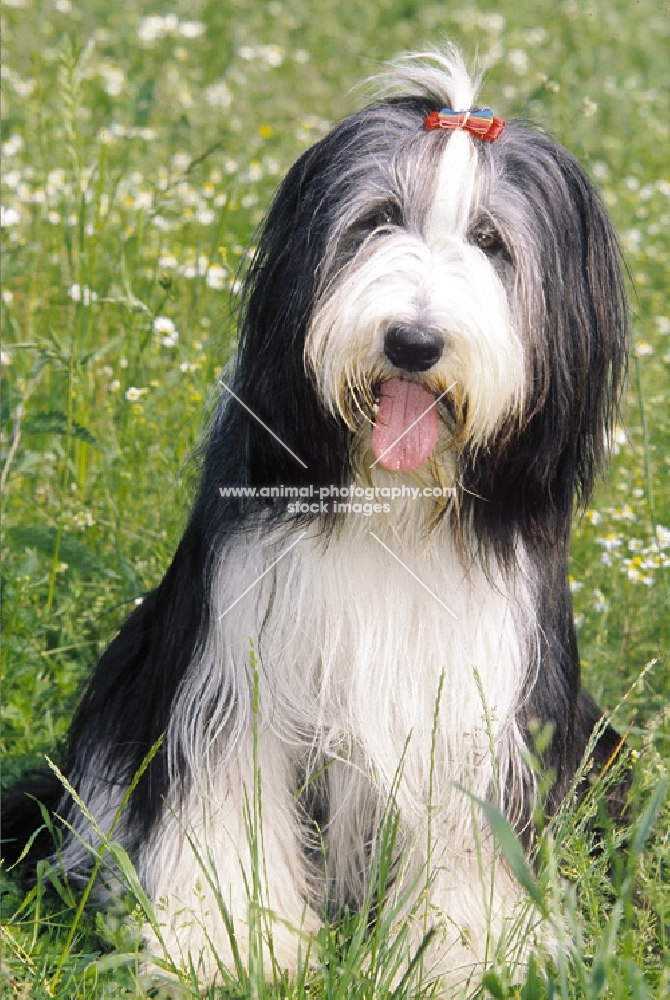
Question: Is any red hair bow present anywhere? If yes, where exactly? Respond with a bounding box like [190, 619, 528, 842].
[424, 107, 505, 142]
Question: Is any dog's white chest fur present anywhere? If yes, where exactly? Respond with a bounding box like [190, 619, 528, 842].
[171, 512, 534, 799]
[144, 512, 537, 983]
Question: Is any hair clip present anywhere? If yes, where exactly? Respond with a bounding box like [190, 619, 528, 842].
[424, 107, 505, 141]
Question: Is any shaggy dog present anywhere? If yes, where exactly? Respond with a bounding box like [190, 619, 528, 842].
[3, 48, 627, 987]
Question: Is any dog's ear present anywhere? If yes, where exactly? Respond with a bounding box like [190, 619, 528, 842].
[240, 144, 331, 364]
[464, 132, 628, 551]
[217, 140, 350, 490]
[545, 146, 628, 505]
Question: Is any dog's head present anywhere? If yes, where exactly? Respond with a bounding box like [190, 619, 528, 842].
[230, 48, 627, 544]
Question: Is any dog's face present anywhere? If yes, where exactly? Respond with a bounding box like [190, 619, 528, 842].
[235, 52, 626, 542]
[304, 112, 525, 484]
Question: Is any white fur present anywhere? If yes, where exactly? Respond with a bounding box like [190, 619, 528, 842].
[374, 46, 480, 113]
[141, 507, 539, 985]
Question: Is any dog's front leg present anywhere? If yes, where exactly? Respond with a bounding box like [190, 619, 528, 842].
[141, 730, 320, 982]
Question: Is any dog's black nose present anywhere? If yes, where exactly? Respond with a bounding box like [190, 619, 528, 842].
[383, 327, 444, 373]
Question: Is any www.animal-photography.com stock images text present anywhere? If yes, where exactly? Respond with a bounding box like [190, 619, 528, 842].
[1, 1, 668, 998]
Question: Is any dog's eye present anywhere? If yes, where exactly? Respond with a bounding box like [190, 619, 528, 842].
[474, 227, 505, 254]
[367, 202, 403, 231]
[343, 202, 403, 257]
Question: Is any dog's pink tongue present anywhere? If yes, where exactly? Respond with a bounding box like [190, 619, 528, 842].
[372, 379, 439, 472]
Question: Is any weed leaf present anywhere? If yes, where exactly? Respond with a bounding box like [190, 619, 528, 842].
[23, 409, 98, 446]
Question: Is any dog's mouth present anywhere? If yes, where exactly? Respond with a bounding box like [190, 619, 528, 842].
[371, 378, 441, 472]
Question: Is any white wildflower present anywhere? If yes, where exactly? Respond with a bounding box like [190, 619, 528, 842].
[172, 152, 190, 172]
[2, 134, 24, 157]
[205, 80, 233, 109]
[100, 65, 125, 97]
[656, 525, 670, 550]
[260, 44, 283, 67]
[238, 44, 283, 68]
[206, 265, 227, 290]
[68, 283, 97, 305]
[247, 161, 263, 182]
[125, 386, 148, 401]
[196, 207, 216, 226]
[179, 21, 205, 38]
[591, 161, 609, 182]
[508, 49, 529, 75]
[596, 535, 622, 552]
[1, 206, 21, 226]
[593, 589, 609, 613]
[622, 229, 642, 253]
[526, 26, 547, 44]
[138, 16, 163, 44]
[153, 316, 176, 335]
[138, 15, 180, 44]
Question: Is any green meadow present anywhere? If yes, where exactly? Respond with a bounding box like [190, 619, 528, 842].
[1, 0, 668, 996]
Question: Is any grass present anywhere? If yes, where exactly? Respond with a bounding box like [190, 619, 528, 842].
[1, 0, 668, 996]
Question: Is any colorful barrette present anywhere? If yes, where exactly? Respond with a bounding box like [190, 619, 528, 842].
[424, 107, 505, 142]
